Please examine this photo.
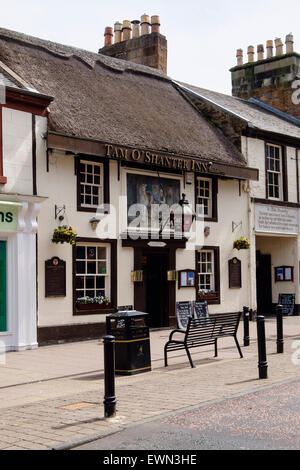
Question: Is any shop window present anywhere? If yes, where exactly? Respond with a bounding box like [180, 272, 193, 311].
[196, 176, 218, 222]
[75, 244, 110, 300]
[196, 247, 220, 304]
[266, 144, 283, 200]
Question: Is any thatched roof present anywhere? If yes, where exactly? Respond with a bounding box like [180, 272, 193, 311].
[0, 27, 246, 166]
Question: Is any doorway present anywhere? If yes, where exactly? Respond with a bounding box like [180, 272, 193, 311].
[256, 251, 272, 315]
[0, 241, 7, 332]
[142, 251, 169, 328]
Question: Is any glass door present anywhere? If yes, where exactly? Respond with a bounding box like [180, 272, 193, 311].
[0, 241, 6, 332]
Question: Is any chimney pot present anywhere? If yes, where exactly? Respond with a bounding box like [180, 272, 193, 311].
[141, 14, 151, 35]
[114, 22, 122, 44]
[236, 49, 243, 66]
[151, 15, 161, 34]
[247, 45, 255, 63]
[104, 27, 113, 47]
[122, 20, 132, 41]
[275, 38, 284, 56]
[286, 33, 294, 53]
[257, 44, 264, 61]
[131, 20, 140, 39]
[266, 40, 274, 58]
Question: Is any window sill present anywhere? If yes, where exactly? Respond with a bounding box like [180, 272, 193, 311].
[74, 307, 115, 316]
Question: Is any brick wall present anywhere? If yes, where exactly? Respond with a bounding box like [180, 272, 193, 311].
[99, 32, 168, 74]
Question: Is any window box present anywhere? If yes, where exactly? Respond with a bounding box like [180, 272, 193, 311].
[76, 302, 111, 312]
[198, 292, 218, 301]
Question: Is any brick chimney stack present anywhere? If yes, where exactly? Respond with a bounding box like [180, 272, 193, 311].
[230, 33, 300, 119]
[99, 13, 168, 74]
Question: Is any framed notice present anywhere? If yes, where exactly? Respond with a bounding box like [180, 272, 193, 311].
[275, 266, 294, 283]
[45, 257, 66, 297]
[178, 270, 196, 289]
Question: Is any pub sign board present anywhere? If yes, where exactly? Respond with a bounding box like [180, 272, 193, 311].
[45, 257, 66, 297]
[176, 301, 192, 329]
[278, 294, 295, 316]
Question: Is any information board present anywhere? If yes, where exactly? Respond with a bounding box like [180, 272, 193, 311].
[278, 294, 295, 316]
[176, 301, 192, 329]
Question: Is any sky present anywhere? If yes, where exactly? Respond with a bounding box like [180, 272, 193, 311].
[1, 0, 300, 94]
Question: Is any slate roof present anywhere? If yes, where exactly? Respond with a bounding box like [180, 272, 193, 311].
[0, 27, 247, 167]
[177, 82, 300, 140]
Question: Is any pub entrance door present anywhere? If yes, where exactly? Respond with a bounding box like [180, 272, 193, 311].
[0, 241, 7, 332]
[142, 251, 169, 328]
[256, 251, 272, 315]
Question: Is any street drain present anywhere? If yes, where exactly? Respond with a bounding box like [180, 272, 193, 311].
[60, 402, 97, 411]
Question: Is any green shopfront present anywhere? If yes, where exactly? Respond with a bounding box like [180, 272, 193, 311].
[0, 241, 6, 332]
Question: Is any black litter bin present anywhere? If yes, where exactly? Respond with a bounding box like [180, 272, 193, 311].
[106, 311, 151, 376]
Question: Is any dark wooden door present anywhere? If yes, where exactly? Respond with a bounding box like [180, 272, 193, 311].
[144, 252, 169, 328]
[256, 251, 272, 315]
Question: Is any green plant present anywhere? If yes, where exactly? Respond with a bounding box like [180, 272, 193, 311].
[76, 296, 110, 305]
[52, 226, 77, 245]
[233, 237, 250, 250]
[198, 290, 217, 297]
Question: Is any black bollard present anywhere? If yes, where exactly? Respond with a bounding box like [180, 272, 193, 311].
[103, 335, 117, 418]
[243, 306, 250, 347]
[276, 304, 284, 354]
[257, 315, 268, 379]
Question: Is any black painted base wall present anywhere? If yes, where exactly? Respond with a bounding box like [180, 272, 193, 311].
[37, 322, 106, 346]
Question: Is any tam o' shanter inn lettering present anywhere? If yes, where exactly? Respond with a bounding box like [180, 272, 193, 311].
[105, 144, 210, 173]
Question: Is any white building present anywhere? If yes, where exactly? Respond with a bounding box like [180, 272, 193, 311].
[0, 64, 52, 350]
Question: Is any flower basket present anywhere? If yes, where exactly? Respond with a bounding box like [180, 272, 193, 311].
[233, 237, 250, 250]
[52, 226, 77, 245]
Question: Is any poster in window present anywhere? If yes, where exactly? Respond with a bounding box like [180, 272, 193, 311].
[285, 267, 292, 281]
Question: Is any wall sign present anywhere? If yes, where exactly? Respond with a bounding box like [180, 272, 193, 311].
[255, 204, 299, 235]
[229, 258, 242, 288]
[176, 301, 192, 329]
[0, 201, 22, 232]
[278, 294, 295, 316]
[275, 266, 294, 282]
[45, 257, 66, 297]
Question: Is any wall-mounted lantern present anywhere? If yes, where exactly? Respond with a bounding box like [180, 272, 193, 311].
[89, 217, 101, 231]
[131, 270, 143, 283]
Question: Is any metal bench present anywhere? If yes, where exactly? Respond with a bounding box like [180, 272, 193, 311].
[164, 312, 243, 368]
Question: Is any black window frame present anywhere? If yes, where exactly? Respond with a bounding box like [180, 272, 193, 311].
[76, 155, 110, 213]
[195, 174, 218, 223]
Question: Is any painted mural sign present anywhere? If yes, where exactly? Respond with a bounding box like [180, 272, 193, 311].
[255, 204, 299, 235]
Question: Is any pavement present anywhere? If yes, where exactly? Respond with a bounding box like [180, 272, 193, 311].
[0, 316, 299, 450]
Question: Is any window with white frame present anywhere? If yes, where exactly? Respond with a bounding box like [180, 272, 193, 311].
[75, 244, 110, 300]
[266, 144, 282, 200]
[197, 250, 215, 292]
[79, 161, 103, 208]
[196, 177, 212, 218]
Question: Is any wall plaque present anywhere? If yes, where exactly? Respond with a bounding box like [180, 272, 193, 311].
[45, 257, 66, 297]
[255, 204, 299, 235]
[229, 258, 242, 289]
